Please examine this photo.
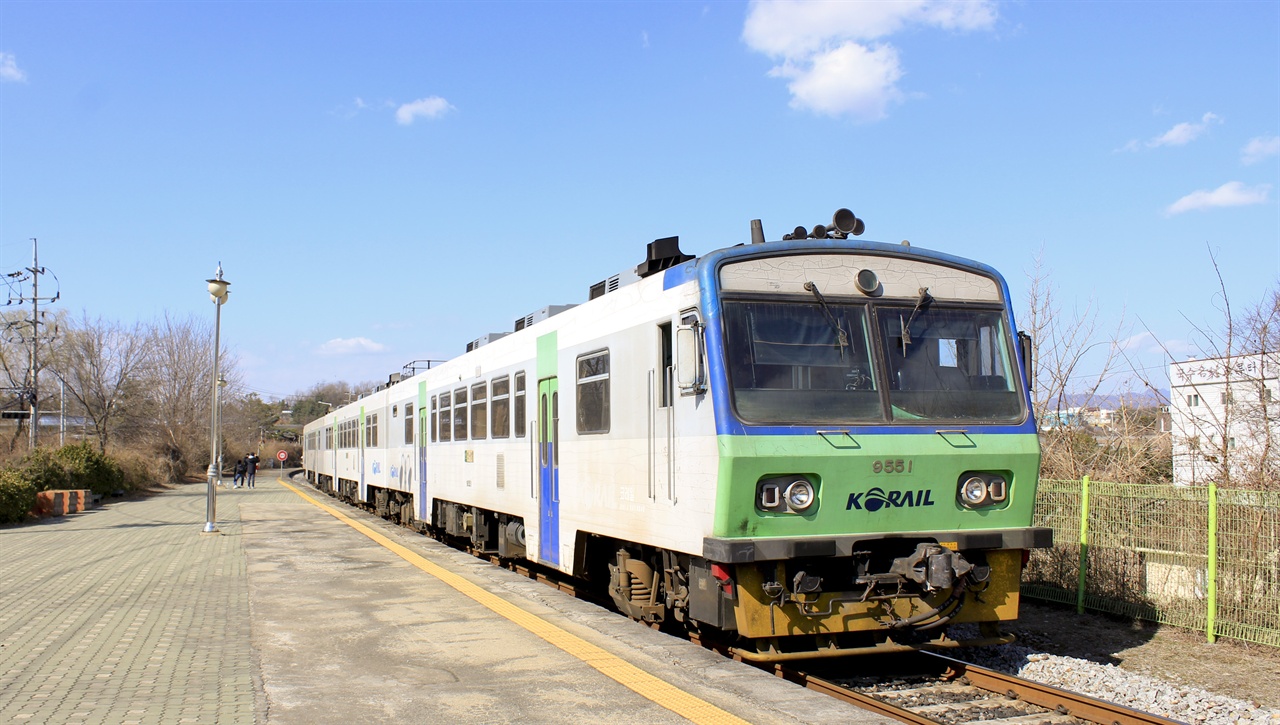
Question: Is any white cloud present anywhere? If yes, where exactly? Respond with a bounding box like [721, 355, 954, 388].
[1117, 331, 1157, 353]
[1165, 181, 1271, 215]
[395, 96, 454, 125]
[742, 0, 997, 120]
[771, 42, 904, 118]
[317, 337, 388, 356]
[1241, 136, 1280, 165]
[1147, 112, 1220, 148]
[0, 52, 27, 83]
[330, 96, 369, 120]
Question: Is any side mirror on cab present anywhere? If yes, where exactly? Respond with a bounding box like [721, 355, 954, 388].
[676, 324, 706, 395]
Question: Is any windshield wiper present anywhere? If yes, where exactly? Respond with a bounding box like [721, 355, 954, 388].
[803, 281, 849, 359]
[899, 287, 933, 349]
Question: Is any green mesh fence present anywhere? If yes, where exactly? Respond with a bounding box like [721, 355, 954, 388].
[1022, 478, 1280, 648]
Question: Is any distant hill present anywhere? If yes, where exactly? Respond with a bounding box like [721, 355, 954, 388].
[1059, 389, 1169, 409]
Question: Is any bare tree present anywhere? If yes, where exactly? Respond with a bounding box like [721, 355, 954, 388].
[1169, 250, 1278, 490]
[221, 392, 280, 459]
[141, 313, 239, 480]
[289, 380, 371, 424]
[1024, 253, 1132, 481]
[54, 313, 149, 452]
[0, 308, 68, 452]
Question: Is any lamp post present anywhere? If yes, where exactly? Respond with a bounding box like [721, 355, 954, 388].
[218, 375, 227, 475]
[203, 264, 230, 534]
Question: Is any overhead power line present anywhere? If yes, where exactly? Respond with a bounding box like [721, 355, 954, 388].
[4, 238, 61, 448]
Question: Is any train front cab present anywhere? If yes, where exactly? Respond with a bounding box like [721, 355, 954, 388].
[682, 242, 1053, 661]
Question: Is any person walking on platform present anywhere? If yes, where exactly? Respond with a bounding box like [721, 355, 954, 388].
[246, 453, 259, 488]
[233, 458, 247, 488]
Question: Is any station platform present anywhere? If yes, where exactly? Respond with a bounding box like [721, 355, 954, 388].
[0, 473, 893, 724]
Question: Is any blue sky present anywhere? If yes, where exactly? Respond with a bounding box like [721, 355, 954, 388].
[1, 1, 1276, 403]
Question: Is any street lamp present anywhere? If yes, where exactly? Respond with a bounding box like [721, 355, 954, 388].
[218, 376, 228, 472]
[203, 263, 230, 534]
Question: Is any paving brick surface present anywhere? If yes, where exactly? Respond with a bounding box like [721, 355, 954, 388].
[0, 479, 291, 724]
[1, 473, 887, 725]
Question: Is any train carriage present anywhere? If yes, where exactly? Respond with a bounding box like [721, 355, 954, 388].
[303, 209, 1051, 661]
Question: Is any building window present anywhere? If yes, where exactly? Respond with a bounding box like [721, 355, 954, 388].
[454, 387, 469, 441]
[1187, 394, 1200, 407]
[491, 376, 510, 439]
[1265, 387, 1274, 403]
[404, 402, 414, 445]
[576, 350, 610, 434]
[439, 392, 452, 442]
[471, 382, 488, 440]
[1221, 392, 1233, 405]
[514, 372, 527, 438]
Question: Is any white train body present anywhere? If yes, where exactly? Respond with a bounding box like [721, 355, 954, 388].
[304, 259, 714, 576]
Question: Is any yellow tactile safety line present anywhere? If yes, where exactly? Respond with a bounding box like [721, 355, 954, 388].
[278, 478, 750, 725]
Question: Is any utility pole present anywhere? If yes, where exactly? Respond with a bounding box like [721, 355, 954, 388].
[4, 238, 60, 449]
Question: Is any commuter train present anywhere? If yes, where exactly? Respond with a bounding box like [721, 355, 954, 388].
[301, 209, 1052, 661]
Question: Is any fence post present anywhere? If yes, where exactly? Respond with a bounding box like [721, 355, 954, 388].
[1207, 481, 1218, 643]
[1077, 475, 1090, 615]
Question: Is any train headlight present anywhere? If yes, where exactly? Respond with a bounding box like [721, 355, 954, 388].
[855, 268, 879, 295]
[784, 480, 815, 511]
[960, 476, 988, 506]
[957, 472, 1011, 509]
[757, 475, 819, 514]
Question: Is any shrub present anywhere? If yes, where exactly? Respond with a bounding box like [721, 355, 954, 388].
[111, 448, 166, 491]
[55, 442, 125, 496]
[19, 448, 71, 492]
[0, 468, 36, 524]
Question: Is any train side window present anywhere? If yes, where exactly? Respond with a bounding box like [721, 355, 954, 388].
[404, 402, 414, 444]
[439, 392, 452, 442]
[491, 376, 510, 439]
[365, 413, 379, 448]
[453, 387, 469, 441]
[514, 372, 527, 438]
[659, 322, 673, 408]
[430, 397, 437, 443]
[576, 349, 610, 434]
[539, 393, 548, 466]
[471, 382, 488, 439]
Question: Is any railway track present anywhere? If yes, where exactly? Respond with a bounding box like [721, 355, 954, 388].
[779, 652, 1183, 725]
[312, 478, 1184, 725]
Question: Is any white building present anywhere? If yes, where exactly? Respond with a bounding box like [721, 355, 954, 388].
[1169, 352, 1278, 487]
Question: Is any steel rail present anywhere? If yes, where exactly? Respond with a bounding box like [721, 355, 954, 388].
[920, 652, 1183, 725]
[777, 652, 1183, 725]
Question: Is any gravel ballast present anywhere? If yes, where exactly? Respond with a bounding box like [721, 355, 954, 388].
[954, 637, 1280, 724]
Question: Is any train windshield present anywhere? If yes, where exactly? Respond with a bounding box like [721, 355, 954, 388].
[723, 300, 883, 424]
[722, 299, 1024, 424]
[877, 305, 1023, 422]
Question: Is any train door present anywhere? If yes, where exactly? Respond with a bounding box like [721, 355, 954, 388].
[538, 377, 560, 565]
[418, 398, 429, 521]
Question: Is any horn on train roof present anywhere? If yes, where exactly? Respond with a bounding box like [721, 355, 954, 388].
[782, 208, 865, 240]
